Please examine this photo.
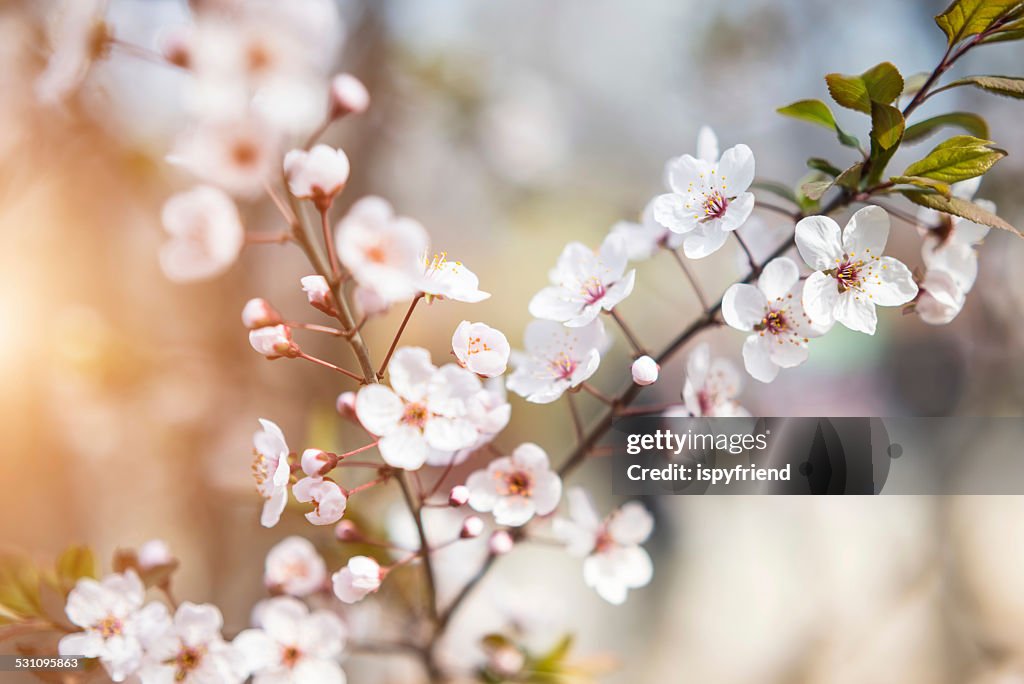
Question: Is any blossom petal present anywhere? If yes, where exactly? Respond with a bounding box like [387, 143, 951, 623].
[842, 206, 890, 258]
[801, 271, 838, 328]
[757, 257, 800, 302]
[795, 215, 844, 270]
[378, 426, 429, 470]
[354, 385, 403, 436]
[528, 286, 582, 322]
[742, 335, 779, 383]
[768, 334, 809, 368]
[834, 292, 877, 335]
[722, 284, 767, 331]
[719, 191, 754, 232]
[866, 256, 918, 306]
[717, 144, 755, 193]
[652, 193, 698, 234]
[388, 347, 436, 401]
[681, 223, 730, 259]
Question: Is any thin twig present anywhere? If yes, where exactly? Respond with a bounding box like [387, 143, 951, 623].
[567, 393, 584, 443]
[378, 295, 423, 377]
[397, 474, 439, 624]
[297, 353, 364, 382]
[608, 309, 649, 357]
[667, 248, 709, 311]
[733, 230, 759, 275]
[320, 207, 342, 283]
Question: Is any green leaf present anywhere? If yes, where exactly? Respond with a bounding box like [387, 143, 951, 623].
[825, 62, 904, 113]
[981, 16, 1024, 41]
[801, 180, 834, 201]
[776, 99, 861, 147]
[750, 180, 798, 204]
[940, 75, 1024, 98]
[902, 72, 931, 97]
[903, 112, 990, 144]
[835, 162, 864, 190]
[935, 0, 1022, 45]
[903, 135, 1006, 182]
[866, 102, 905, 185]
[902, 190, 1019, 235]
[806, 158, 843, 177]
[55, 546, 96, 592]
[890, 175, 954, 196]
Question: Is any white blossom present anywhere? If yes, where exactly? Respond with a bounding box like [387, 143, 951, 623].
[607, 199, 684, 262]
[355, 348, 481, 470]
[507, 319, 607, 404]
[796, 207, 918, 335]
[682, 343, 749, 417]
[159, 186, 244, 283]
[58, 571, 168, 682]
[919, 179, 992, 293]
[452, 321, 510, 378]
[169, 118, 279, 198]
[242, 298, 282, 329]
[332, 556, 382, 604]
[722, 257, 822, 383]
[528, 234, 635, 327]
[35, 0, 109, 104]
[554, 488, 654, 605]
[330, 73, 370, 115]
[631, 356, 659, 386]
[421, 253, 490, 303]
[249, 325, 300, 359]
[293, 477, 347, 526]
[465, 443, 562, 527]
[300, 275, 332, 310]
[252, 419, 291, 528]
[915, 267, 966, 325]
[284, 145, 350, 209]
[653, 140, 756, 259]
[234, 597, 347, 684]
[336, 197, 428, 305]
[137, 602, 245, 684]
[264, 536, 327, 597]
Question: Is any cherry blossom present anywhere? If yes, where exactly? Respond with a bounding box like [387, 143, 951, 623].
[452, 321, 510, 378]
[723, 257, 822, 383]
[355, 348, 480, 469]
[461, 515, 486, 539]
[506, 319, 607, 403]
[300, 275, 333, 313]
[234, 597, 347, 684]
[300, 449, 333, 477]
[796, 206, 918, 335]
[421, 252, 491, 303]
[293, 477, 347, 526]
[137, 602, 245, 684]
[284, 145, 351, 209]
[528, 234, 635, 327]
[554, 488, 654, 605]
[169, 117, 279, 198]
[919, 178, 992, 293]
[631, 356, 659, 386]
[653, 139, 756, 259]
[489, 530, 515, 555]
[465, 443, 562, 527]
[332, 556, 382, 604]
[330, 73, 370, 116]
[336, 197, 428, 305]
[449, 485, 470, 507]
[159, 186, 244, 283]
[58, 571, 168, 682]
[35, 0, 109, 104]
[607, 199, 684, 262]
[915, 267, 966, 326]
[252, 419, 291, 528]
[249, 325, 300, 359]
[242, 298, 282, 329]
[682, 343, 750, 417]
[264, 536, 327, 597]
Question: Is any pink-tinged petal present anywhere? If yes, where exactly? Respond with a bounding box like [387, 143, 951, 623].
[354, 385, 403, 436]
[528, 286, 582, 323]
[924, 243, 978, 291]
[742, 335, 779, 383]
[865, 256, 918, 306]
[757, 257, 800, 302]
[917, 269, 965, 325]
[834, 291, 878, 335]
[681, 223, 730, 259]
[722, 284, 767, 331]
[685, 343, 710, 388]
[423, 416, 477, 451]
[570, 349, 602, 387]
[261, 486, 288, 528]
[598, 233, 630, 277]
[652, 193, 698, 234]
[583, 555, 628, 605]
[608, 502, 654, 545]
[387, 347, 435, 401]
[719, 191, 754, 232]
[530, 471, 562, 516]
[696, 125, 719, 163]
[493, 496, 536, 527]
[613, 545, 655, 587]
[511, 442, 550, 470]
[292, 659, 346, 684]
[795, 215, 844, 270]
[466, 469, 499, 512]
[378, 426, 429, 470]
[842, 206, 890, 257]
[768, 333, 809, 368]
[59, 631, 103, 658]
[801, 271, 838, 329]
[717, 144, 755, 193]
[174, 602, 223, 647]
[599, 269, 635, 312]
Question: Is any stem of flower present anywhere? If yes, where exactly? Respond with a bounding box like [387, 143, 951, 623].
[245, 231, 292, 245]
[733, 231, 759, 275]
[396, 473, 439, 624]
[567, 393, 584, 443]
[579, 382, 617, 406]
[297, 353, 364, 382]
[378, 294, 423, 377]
[319, 207, 342, 284]
[607, 309, 649, 357]
[667, 248, 709, 311]
[286, 321, 345, 336]
[345, 474, 391, 497]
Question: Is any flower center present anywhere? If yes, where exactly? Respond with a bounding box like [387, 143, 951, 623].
[503, 470, 533, 496]
[466, 335, 492, 356]
[365, 244, 388, 263]
[281, 645, 303, 668]
[701, 191, 729, 222]
[593, 528, 614, 554]
[548, 352, 578, 380]
[251, 450, 274, 494]
[231, 140, 260, 168]
[697, 389, 717, 416]
[96, 615, 123, 639]
[833, 259, 863, 293]
[581, 277, 606, 304]
[401, 402, 429, 429]
[246, 42, 272, 74]
[755, 308, 789, 335]
[171, 646, 206, 680]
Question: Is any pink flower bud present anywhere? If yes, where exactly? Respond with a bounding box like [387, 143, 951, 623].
[334, 519, 361, 542]
[336, 391, 358, 421]
[300, 448, 336, 477]
[448, 485, 470, 507]
[489, 530, 514, 555]
[137, 539, 173, 569]
[300, 275, 335, 314]
[242, 298, 282, 329]
[460, 516, 484, 539]
[249, 325, 300, 359]
[330, 73, 370, 117]
[631, 355, 659, 386]
[284, 146, 350, 211]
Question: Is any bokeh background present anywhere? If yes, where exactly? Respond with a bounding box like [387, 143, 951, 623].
[1, 0, 1024, 681]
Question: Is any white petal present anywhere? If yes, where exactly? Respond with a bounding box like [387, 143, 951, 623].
[378, 427, 429, 470]
[842, 206, 890, 257]
[695, 125, 719, 163]
[834, 292, 878, 335]
[722, 284, 767, 331]
[388, 347, 436, 401]
[767, 333, 809, 368]
[652, 193, 698, 234]
[795, 215, 844, 270]
[528, 286, 582, 322]
[865, 256, 918, 306]
[719, 192, 754, 232]
[354, 385, 403, 436]
[608, 502, 654, 545]
[757, 257, 800, 302]
[681, 223, 730, 259]
[742, 335, 780, 383]
[717, 144, 755, 193]
[801, 271, 838, 328]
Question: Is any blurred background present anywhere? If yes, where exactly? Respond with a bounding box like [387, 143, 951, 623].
[1, 0, 1023, 681]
